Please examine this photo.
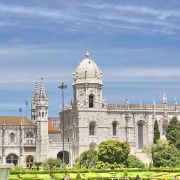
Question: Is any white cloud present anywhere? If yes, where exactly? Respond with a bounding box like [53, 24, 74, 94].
[0, 4, 67, 20]
[83, 3, 180, 20]
[103, 68, 180, 82]
[0, 66, 180, 84]
[0, 3, 179, 34]
[0, 21, 17, 27]
[0, 46, 67, 56]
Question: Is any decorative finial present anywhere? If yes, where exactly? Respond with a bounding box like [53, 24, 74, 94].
[153, 98, 156, 105]
[34, 81, 39, 95]
[162, 92, 167, 104]
[175, 97, 177, 105]
[85, 51, 90, 58]
[126, 97, 129, 104]
[39, 78, 47, 98]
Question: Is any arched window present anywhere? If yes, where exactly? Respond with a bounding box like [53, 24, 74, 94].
[26, 132, 34, 144]
[162, 124, 167, 135]
[112, 122, 117, 136]
[33, 115, 35, 120]
[89, 95, 94, 108]
[138, 123, 143, 149]
[6, 153, 18, 165]
[42, 112, 44, 117]
[10, 133, 15, 143]
[89, 122, 95, 135]
[26, 155, 34, 168]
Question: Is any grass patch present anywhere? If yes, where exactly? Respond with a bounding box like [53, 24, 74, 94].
[18, 174, 36, 179]
[36, 174, 53, 179]
[9, 174, 19, 180]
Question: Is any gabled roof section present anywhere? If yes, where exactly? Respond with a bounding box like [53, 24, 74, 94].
[48, 124, 60, 133]
[0, 116, 34, 126]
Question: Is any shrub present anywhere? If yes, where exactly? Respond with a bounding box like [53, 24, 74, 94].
[124, 169, 128, 176]
[126, 155, 144, 168]
[96, 161, 124, 169]
[75, 171, 81, 180]
[44, 158, 62, 169]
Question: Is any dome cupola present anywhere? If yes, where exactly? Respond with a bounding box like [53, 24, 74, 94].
[73, 51, 102, 84]
[72, 52, 103, 109]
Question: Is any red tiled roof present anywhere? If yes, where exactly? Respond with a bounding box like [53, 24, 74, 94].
[48, 124, 60, 133]
[0, 116, 34, 126]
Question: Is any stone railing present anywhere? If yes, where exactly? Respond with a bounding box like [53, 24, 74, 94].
[107, 103, 180, 111]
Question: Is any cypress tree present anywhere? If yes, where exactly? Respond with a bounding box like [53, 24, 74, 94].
[166, 117, 179, 147]
[153, 119, 160, 144]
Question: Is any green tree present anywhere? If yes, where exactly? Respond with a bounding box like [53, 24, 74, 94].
[151, 139, 180, 167]
[33, 161, 43, 171]
[175, 121, 180, 148]
[75, 150, 98, 169]
[98, 140, 130, 164]
[153, 119, 160, 144]
[126, 154, 144, 168]
[44, 158, 62, 169]
[166, 117, 179, 148]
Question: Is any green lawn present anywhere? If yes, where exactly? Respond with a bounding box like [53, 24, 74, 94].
[9, 169, 180, 180]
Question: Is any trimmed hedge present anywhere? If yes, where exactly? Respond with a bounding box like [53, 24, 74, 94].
[10, 167, 180, 175]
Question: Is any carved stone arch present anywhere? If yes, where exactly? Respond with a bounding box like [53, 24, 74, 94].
[9, 131, 15, 143]
[89, 121, 96, 135]
[25, 155, 35, 168]
[112, 121, 118, 136]
[25, 131, 35, 144]
[88, 94, 95, 108]
[6, 153, 19, 165]
[137, 120, 146, 150]
[25, 129, 35, 136]
[57, 151, 69, 164]
[162, 123, 168, 136]
[89, 142, 97, 150]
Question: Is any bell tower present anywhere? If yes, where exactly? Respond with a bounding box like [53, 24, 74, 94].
[31, 78, 49, 162]
[72, 52, 103, 109]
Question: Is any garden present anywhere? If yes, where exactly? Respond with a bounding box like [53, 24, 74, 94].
[9, 117, 180, 179]
[9, 167, 180, 180]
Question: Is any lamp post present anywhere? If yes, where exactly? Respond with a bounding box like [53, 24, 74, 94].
[25, 101, 28, 118]
[19, 108, 22, 116]
[58, 83, 67, 168]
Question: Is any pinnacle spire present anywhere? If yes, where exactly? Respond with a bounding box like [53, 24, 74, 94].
[162, 92, 167, 104]
[32, 81, 39, 100]
[39, 78, 47, 98]
[35, 81, 38, 94]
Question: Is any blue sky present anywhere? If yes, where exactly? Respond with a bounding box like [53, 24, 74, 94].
[0, 0, 180, 118]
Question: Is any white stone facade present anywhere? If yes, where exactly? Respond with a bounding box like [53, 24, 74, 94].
[62, 52, 180, 165]
[0, 78, 62, 167]
[1, 52, 180, 167]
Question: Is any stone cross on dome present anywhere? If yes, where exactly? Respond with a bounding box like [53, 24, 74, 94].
[85, 51, 90, 58]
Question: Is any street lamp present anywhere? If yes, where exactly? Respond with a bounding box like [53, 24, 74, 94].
[25, 101, 28, 118]
[58, 82, 67, 168]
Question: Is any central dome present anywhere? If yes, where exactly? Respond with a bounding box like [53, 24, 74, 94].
[73, 52, 102, 84]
